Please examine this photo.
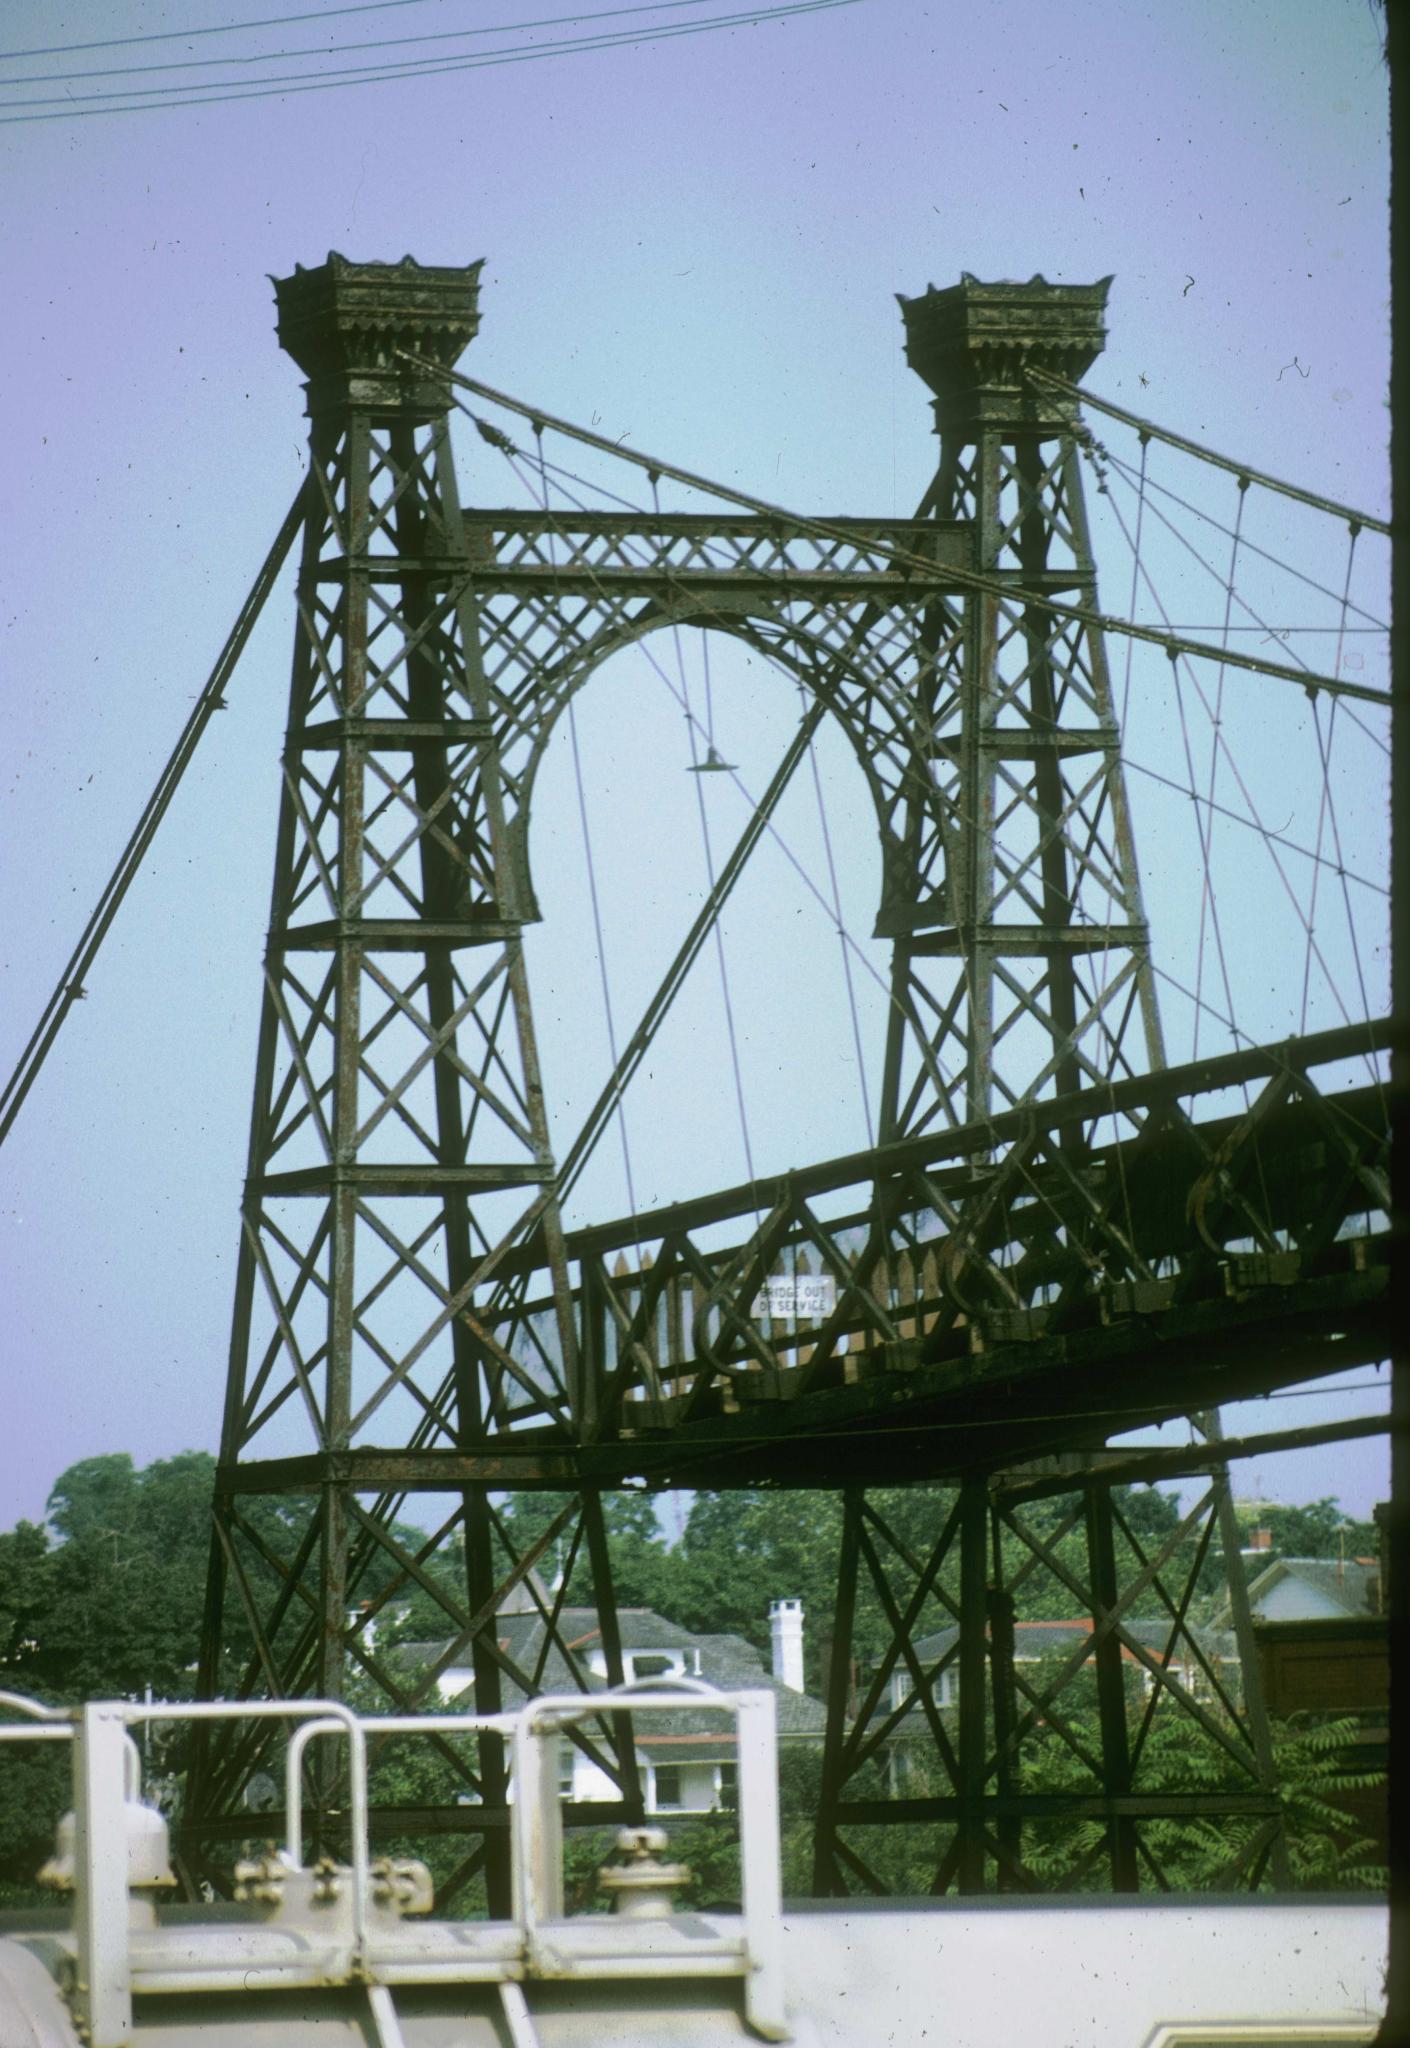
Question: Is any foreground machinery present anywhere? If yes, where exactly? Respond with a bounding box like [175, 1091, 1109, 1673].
[0, 1689, 1387, 2044]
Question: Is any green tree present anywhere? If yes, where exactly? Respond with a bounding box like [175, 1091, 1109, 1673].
[491, 1489, 678, 1617]
[671, 1490, 845, 1680]
[1240, 1497, 1379, 1562]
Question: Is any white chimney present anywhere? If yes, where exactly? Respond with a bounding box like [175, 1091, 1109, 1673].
[769, 1598, 805, 1693]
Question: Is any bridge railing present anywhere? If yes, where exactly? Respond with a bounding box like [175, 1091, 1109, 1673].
[479, 1019, 1391, 1438]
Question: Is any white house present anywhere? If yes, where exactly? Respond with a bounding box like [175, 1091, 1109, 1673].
[891, 1616, 1240, 1717]
[402, 1598, 824, 1817]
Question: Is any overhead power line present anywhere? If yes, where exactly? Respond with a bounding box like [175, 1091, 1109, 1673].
[0, 0, 862, 119]
[0, 0, 730, 88]
[0, 0, 454, 62]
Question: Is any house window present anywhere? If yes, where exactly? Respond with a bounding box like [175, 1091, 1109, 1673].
[716, 1762, 738, 1810]
[632, 1653, 675, 1680]
[558, 1740, 576, 1799]
[653, 1764, 683, 1809]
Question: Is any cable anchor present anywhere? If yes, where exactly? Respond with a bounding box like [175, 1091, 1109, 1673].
[473, 416, 518, 456]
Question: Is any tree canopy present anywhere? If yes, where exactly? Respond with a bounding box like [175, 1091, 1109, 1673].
[0, 1451, 1385, 1903]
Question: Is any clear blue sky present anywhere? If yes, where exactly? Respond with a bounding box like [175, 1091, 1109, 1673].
[0, 0, 1391, 1529]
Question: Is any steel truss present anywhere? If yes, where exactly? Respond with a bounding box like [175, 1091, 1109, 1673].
[811, 1430, 1291, 1898]
[188, 256, 1389, 1898]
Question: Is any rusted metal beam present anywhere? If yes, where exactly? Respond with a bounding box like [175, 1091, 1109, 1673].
[992, 1412, 1390, 1505]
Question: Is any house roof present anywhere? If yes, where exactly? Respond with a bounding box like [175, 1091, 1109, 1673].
[1224, 1556, 1381, 1625]
[910, 1617, 1239, 1665]
[393, 1605, 826, 1738]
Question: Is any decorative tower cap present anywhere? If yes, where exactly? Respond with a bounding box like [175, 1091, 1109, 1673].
[897, 272, 1112, 431]
[273, 252, 484, 418]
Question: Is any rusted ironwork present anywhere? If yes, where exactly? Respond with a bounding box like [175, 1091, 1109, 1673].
[186, 257, 1389, 1894]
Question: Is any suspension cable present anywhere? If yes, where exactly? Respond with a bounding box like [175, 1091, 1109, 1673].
[1097, 450, 1391, 786]
[557, 697, 829, 1203]
[1024, 365, 1390, 537]
[526, 418, 1386, 1147]
[799, 677, 875, 1147]
[1116, 432, 1149, 733]
[1193, 475, 1248, 1061]
[1097, 446, 1388, 634]
[404, 352, 1389, 709]
[1302, 526, 1379, 1045]
[1122, 757, 1385, 894]
[529, 424, 641, 1226]
[475, 431, 1039, 1278]
[649, 470, 762, 1207]
[1096, 443, 1387, 696]
[491, 416, 1292, 1134]
[521, 429, 1389, 892]
[1094, 455, 1273, 1067]
[467, 391, 1385, 1294]
[1098, 473, 1384, 1083]
[473, 426, 1164, 1276]
[483, 428, 960, 1095]
[487, 438, 885, 970]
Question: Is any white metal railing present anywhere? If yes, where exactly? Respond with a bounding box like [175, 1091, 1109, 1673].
[0, 1681, 789, 2046]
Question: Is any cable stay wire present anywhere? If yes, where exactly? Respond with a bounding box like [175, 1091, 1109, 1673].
[1116, 433, 1148, 734]
[566, 692, 640, 1216]
[0, 485, 307, 1151]
[1191, 472, 1246, 1060]
[1089, 440, 1383, 698]
[555, 699, 829, 1206]
[486, 432, 850, 1199]
[481, 422, 909, 1020]
[1091, 439, 1388, 969]
[420, 354, 1390, 709]
[478, 427, 996, 1172]
[527, 560, 1372, 1118]
[799, 677, 876, 1148]
[430, 391, 1385, 1417]
[1097, 478, 1385, 1087]
[477, 412, 1253, 1289]
[1097, 447, 1389, 634]
[1082, 458, 1352, 1220]
[650, 471, 763, 1212]
[1089, 447, 1389, 1010]
[527, 428, 641, 1229]
[1300, 530, 1379, 1048]
[1094, 446, 1390, 687]
[1121, 756, 1385, 895]
[1025, 364, 1390, 538]
[1096, 447, 1390, 772]
[0, 0, 726, 88]
[479, 395, 1386, 1152]
[0, 0, 864, 120]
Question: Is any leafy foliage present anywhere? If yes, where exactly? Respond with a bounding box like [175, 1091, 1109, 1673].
[0, 1452, 1388, 1909]
[1234, 1496, 1379, 1563]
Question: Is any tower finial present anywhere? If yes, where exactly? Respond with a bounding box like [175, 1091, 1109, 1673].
[272, 253, 484, 419]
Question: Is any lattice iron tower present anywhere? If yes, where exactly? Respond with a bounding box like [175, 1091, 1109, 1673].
[189, 258, 624, 1909]
[179, 255, 1390, 1903]
[878, 274, 1165, 1141]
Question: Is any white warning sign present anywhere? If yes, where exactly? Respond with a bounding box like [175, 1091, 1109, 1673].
[751, 1273, 837, 1321]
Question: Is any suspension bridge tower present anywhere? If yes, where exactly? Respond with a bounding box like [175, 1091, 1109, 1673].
[187, 256, 626, 1911]
[179, 253, 1390, 1905]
